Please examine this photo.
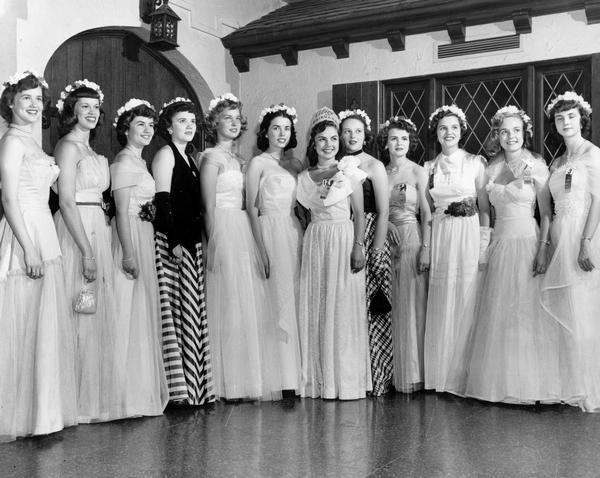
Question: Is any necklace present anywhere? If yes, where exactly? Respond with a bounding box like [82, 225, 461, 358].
[9, 123, 32, 135]
[387, 157, 410, 173]
[125, 145, 144, 161]
[566, 139, 587, 161]
[265, 151, 282, 162]
[217, 143, 237, 162]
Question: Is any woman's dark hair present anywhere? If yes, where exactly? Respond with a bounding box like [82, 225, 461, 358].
[0, 73, 50, 123]
[485, 111, 533, 157]
[376, 117, 419, 165]
[157, 100, 198, 142]
[58, 86, 104, 139]
[547, 99, 592, 139]
[429, 108, 468, 149]
[306, 120, 344, 167]
[256, 110, 297, 152]
[115, 104, 157, 147]
[340, 114, 374, 152]
[203, 99, 247, 145]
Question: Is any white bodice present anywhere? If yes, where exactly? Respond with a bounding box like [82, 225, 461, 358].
[296, 170, 352, 222]
[16, 151, 60, 211]
[258, 169, 297, 216]
[389, 182, 418, 226]
[75, 152, 110, 202]
[215, 169, 244, 209]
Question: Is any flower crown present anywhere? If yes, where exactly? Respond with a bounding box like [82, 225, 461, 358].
[258, 103, 298, 125]
[338, 109, 372, 131]
[545, 91, 592, 117]
[3, 69, 48, 89]
[159, 97, 192, 116]
[428, 104, 467, 128]
[384, 115, 416, 131]
[113, 98, 155, 128]
[493, 105, 533, 134]
[309, 106, 339, 131]
[206, 93, 240, 118]
[56, 79, 104, 113]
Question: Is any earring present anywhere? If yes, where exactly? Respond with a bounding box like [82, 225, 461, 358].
[168, 129, 173, 134]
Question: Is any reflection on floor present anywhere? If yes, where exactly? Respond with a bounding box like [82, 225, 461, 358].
[2, 391, 600, 478]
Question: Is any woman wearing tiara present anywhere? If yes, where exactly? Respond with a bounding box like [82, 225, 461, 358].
[111, 99, 168, 416]
[297, 106, 370, 400]
[541, 92, 600, 412]
[246, 103, 303, 395]
[339, 108, 392, 396]
[378, 116, 430, 394]
[0, 70, 77, 442]
[54, 79, 119, 422]
[152, 97, 214, 405]
[424, 105, 490, 393]
[464, 106, 560, 403]
[200, 93, 282, 401]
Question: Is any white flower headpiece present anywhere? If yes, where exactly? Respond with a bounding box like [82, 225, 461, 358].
[55, 79, 104, 113]
[159, 97, 192, 116]
[384, 116, 416, 131]
[428, 104, 467, 128]
[3, 69, 48, 89]
[338, 109, 372, 131]
[206, 93, 240, 118]
[113, 98, 155, 128]
[493, 105, 533, 134]
[258, 103, 298, 125]
[545, 91, 592, 117]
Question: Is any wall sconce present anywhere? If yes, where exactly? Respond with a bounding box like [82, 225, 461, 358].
[140, 0, 181, 49]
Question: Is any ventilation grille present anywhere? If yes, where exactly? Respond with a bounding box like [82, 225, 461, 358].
[438, 35, 520, 59]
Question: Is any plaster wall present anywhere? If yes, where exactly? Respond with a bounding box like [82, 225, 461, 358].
[238, 10, 600, 161]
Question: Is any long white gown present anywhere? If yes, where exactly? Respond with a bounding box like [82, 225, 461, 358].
[465, 152, 562, 403]
[0, 147, 77, 442]
[257, 167, 302, 391]
[424, 149, 484, 392]
[541, 145, 600, 411]
[296, 169, 371, 400]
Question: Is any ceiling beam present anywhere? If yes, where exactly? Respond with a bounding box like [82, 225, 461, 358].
[512, 9, 532, 34]
[386, 30, 406, 51]
[280, 46, 298, 66]
[331, 39, 349, 59]
[446, 20, 466, 43]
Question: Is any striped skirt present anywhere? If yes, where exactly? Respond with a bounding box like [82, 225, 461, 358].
[154, 232, 214, 405]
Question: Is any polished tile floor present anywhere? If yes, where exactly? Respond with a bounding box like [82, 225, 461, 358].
[2, 392, 599, 478]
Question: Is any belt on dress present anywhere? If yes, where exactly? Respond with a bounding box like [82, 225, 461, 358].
[76, 202, 102, 207]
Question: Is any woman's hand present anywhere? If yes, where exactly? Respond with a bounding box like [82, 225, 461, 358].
[532, 246, 548, 276]
[122, 256, 139, 280]
[351, 243, 365, 273]
[24, 249, 44, 280]
[417, 246, 430, 274]
[259, 248, 270, 279]
[171, 244, 184, 265]
[578, 239, 595, 272]
[388, 223, 401, 246]
[82, 255, 97, 282]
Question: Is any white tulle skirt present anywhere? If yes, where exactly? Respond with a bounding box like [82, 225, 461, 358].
[259, 214, 302, 391]
[298, 219, 371, 400]
[206, 208, 283, 401]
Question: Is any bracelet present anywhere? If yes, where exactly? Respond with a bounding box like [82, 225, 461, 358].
[82, 255, 95, 261]
[354, 241, 364, 247]
[581, 237, 592, 242]
[421, 243, 430, 249]
[372, 247, 384, 253]
[538, 239, 550, 246]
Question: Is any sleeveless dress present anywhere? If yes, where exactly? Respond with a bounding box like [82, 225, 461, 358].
[359, 156, 393, 396]
[464, 153, 562, 403]
[206, 167, 283, 400]
[0, 148, 77, 442]
[541, 148, 600, 411]
[296, 168, 371, 399]
[257, 167, 302, 391]
[54, 148, 119, 423]
[154, 142, 214, 405]
[388, 181, 427, 393]
[110, 156, 169, 417]
[424, 149, 485, 392]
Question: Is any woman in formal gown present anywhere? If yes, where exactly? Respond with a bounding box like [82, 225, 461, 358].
[246, 103, 303, 395]
[200, 93, 282, 401]
[424, 105, 490, 393]
[541, 92, 600, 412]
[464, 106, 561, 403]
[297, 106, 370, 400]
[339, 109, 392, 396]
[0, 70, 77, 442]
[54, 79, 119, 422]
[111, 99, 168, 416]
[378, 116, 430, 393]
[152, 97, 214, 405]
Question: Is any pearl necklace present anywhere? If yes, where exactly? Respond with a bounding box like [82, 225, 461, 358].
[125, 145, 144, 161]
[566, 139, 587, 161]
[387, 157, 410, 173]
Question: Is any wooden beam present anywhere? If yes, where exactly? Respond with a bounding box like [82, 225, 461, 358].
[446, 20, 465, 43]
[585, 1, 600, 24]
[331, 40, 349, 59]
[280, 46, 298, 66]
[386, 30, 405, 51]
[512, 9, 532, 34]
[232, 53, 249, 73]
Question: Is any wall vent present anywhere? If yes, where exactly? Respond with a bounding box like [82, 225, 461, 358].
[438, 35, 520, 59]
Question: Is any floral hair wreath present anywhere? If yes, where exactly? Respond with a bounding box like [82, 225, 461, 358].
[3, 69, 48, 89]
[113, 98, 155, 128]
[545, 91, 592, 118]
[428, 104, 467, 129]
[258, 103, 298, 125]
[338, 109, 372, 131]
[384, 115, 417, 131]
[56, 79, 104, 113]
[206, 93, 240, 118]
[159, 97, 192, 116]
[493, 105, 533, 134]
